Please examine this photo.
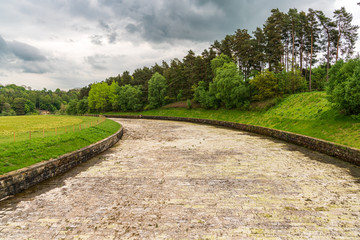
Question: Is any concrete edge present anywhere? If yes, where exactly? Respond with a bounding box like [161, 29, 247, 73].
[106, 115, 360, 166]
[0, 126, 123, 200]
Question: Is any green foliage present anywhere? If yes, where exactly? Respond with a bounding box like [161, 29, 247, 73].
[210, 54, 232, 74]
[66, 99, 78, 115]
[177, 90, 183, 101]
[111, 85, 143, 111]
[88, 82, 110, 112]
[250, 70, 279, 101]
[77, 98, 89, 114]
[309, 65, 327, 91]
[276, 69, 307, 94]
[12, 98, 35, 115]
[194, 81, 219, 109]
[210, 62, 249, 109]
[148, 72, 167, 109]
[327, 59, 360, 114]
[0, 102, 16, 116]
[186, 99, 192, 109]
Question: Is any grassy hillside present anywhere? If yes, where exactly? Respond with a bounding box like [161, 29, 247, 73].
[0, 116, 121, 174]
[106, 92, 360, 149]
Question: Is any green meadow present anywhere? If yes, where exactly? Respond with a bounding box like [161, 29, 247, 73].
[0, 116, 120, 175]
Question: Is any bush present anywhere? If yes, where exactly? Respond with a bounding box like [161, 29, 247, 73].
[66, 99, 78, 115]
[276, 69, 307, 94]
[186, 99, 192, 109]
[77, 98, 89, 114]
[327, 59, 360, 114]
[194, 81, 219, 109]
[309, 64, 327, 91]
[250, 70, 279, 101]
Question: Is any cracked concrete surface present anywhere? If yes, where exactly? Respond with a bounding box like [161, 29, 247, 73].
[0, 118, 359, 239]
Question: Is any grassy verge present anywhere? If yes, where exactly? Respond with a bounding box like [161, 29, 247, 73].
[0, 119, 120, 175]
[105, 92, 360, 149]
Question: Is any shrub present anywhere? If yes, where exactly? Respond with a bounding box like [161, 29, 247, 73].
[186, 99, 192, 109]
[250, 70, 279, 101]
[276, 69, 307, 94]
[194, 81, 219, 109]
[327, 59, 360, 114]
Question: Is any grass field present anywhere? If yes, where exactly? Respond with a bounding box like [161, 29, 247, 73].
[105, 92, 360, 149]
[0, 116, 120, 175]
[0, 115, 103, 144]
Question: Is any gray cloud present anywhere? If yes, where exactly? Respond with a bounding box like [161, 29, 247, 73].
[0, 35, 47, 62]
[7, 41, 46, 62]
[0, 35, 51, 75]
[1, 0, 356, 90]
[97, 0, 335, 43]
[0, 36, 10, 57]
[90, 35, 103, 45]
[85, 55, 109, 70]
[125, 23, 140, 34]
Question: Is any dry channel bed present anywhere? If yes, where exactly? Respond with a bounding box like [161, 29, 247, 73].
[0, 118, 359, 239]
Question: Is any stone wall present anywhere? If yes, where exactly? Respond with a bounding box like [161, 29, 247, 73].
[0, 128, 123, 200]
[106, 115, 360, 166]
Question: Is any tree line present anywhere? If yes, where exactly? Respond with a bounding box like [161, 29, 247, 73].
[1, 6, 359, 116]
[0, 84, 79, 116]
[84, 6, 359, 113]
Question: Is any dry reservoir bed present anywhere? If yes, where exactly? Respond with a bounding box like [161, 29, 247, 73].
[0, 118, 359, 239]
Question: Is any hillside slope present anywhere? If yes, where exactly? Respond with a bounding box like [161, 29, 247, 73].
[265, 92, 337, 120]
[106, 92, 360, 149]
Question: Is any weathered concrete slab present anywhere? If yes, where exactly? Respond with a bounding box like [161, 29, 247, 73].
[0, 118, 359, 239]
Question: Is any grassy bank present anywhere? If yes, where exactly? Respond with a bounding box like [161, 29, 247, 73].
[0, 117, 120, 175]
[0, 115, 105, 144]
[105, 92, 360, 149]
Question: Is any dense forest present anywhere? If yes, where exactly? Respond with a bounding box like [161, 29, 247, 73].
[1, 7, 359, 116]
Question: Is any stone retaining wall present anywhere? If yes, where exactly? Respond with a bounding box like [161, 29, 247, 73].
[106, 115, 360, 166]
[0, 128, 123, 200]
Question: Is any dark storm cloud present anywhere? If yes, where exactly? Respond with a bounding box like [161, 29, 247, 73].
[8, 41, 46, 62]
[0, 35, 50, 73]
[0, 35, 46, 62]
[93, 0, 334, 44]
[0, 36, 10, 57]
[125, 24, 140, 34]
[29, 0, 334, 45]
[22, 62, 53, 74]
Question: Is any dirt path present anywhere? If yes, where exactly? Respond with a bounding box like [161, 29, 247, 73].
[0, 118, 359, 239]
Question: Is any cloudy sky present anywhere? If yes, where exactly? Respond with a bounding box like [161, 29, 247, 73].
[0, 0, 359, 90]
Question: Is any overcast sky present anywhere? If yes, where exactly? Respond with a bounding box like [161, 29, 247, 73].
[0, 0, 359, 90]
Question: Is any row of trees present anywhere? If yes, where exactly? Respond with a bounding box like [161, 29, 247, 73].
[0, 84, 78, 116]
[79, 7, 358, 114]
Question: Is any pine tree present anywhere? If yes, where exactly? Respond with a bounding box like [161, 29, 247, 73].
[333, 7, 359, 61]
[263, 9, 284, 73]
[232, 29, 252, 79]
[252, 27, 266, 72]
[305, 9, 321, 91]
[316, 10, 336, 82]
